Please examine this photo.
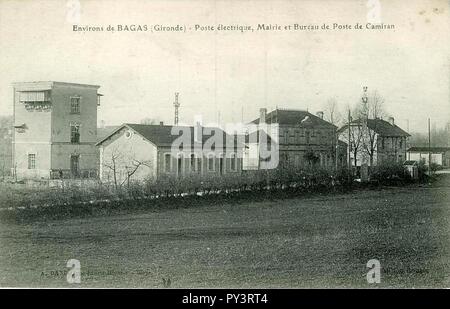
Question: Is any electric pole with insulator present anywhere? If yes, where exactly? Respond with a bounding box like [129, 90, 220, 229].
[174, 92, 180, 125]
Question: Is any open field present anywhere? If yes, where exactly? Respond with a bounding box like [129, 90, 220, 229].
[0, 176, 449, 288]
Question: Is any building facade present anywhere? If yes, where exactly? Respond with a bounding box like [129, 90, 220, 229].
[97, 123, 243, 184]
[12, 81, 102, 180]
[338, 117, 410, 167]
[246, 108, 347, 170]
[407, 146, 450, 167]
[0, 117, 12, 178]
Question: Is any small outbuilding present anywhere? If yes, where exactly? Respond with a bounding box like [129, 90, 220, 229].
[406, 147, 450, 167]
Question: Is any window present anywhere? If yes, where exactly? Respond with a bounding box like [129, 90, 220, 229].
[230, 153, 237, 171]
[294, 154, 301, 167]
[295, 131, 300, 143]
[177, 154, 183, 176]
[19, 91, 50, 102]
[305, 130, 310, 144]
[70, 124, 80, 143]
[208, 154, 215, 171]
[190, 154, 196, 171]
[70, 97, 80, 114]
[219, 156, 224, 175]
[164, 153, 171, 172]
[28, 154, 36, 169]
[197, 157, 202, 174]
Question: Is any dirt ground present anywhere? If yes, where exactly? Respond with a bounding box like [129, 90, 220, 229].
[0, 177, 449, 288]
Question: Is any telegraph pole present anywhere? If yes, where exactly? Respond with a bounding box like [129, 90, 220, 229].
[335, 132, 338, 171]
[348, 109, 351, 175]
[428, 118, 431, 175]
[173, 92, 180, 125]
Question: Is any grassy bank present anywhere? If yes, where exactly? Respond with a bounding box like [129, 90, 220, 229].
[0, 177, 449, 288]
[0, 165, 437, 223]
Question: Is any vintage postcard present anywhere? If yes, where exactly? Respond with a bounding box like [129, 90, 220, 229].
[0, 0, 449, 295]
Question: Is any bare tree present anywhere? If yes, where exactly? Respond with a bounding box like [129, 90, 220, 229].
[357, 91, 386, 166]
[122, 159, 153, 189]
[102, 147, 122, 191]
[140, 117, 159, 125]
[349, 120, 364, 168]
[103, 145, 153, 191]
[324, 97, 342, 126]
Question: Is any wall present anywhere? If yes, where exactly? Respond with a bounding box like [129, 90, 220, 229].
[13, 83, 52, 179]
[50, 83, 99, 175]
[377, 136, 407, 164]
[277, 124, 336, 169]
[99, 127, 158, 184]
[243, 143, 259, 170]
[407, 151, 443, 166]
[13, 82, 100, 179]
[156, 146, 242, 178]
[339, 125, 407, 167]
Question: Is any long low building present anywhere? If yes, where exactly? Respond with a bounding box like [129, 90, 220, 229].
[96, 122, 244, 184]
[407, 146, 450, 167]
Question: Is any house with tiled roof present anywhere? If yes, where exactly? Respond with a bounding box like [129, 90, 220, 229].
[96, 122, 244, 184]
[338, 116, 410, 167]
[247, 108, 347, 170]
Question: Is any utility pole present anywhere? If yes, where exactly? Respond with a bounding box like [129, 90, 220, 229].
[335, 131, 338, 171]
[428, 118, 431, 175]
[348, 109, 352, 176]
[173, 92, 180, 125]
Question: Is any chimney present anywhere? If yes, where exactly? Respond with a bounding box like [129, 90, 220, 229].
[316, 111, 324, 119]
[260, 108, 267, 124]
[160, 121, 164, 126]
[388, 117, 394, 126]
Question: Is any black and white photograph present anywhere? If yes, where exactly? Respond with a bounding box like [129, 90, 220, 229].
[0, 0, 449, 298]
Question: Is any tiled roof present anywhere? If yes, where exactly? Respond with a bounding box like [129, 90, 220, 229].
[407, 146, 450, 153]
[366, 119, 410, 137]
[338, 118, 410, 137]
[97, 126, 119, 142]
[96, 123, 244, 148]
[250, 109, 336, 128]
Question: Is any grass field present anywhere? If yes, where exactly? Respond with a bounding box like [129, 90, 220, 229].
[0, 176, 449, 288]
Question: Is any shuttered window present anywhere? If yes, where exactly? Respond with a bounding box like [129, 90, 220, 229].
[28, 154, 36, 169]
[70, 97, 80, 114]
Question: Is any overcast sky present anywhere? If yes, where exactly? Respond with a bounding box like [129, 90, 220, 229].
[0, 0, 448, 133]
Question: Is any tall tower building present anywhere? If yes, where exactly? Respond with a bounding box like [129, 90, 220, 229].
[12, 81, 102, 180]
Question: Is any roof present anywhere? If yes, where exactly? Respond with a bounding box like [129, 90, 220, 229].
[96, 123, 244, 148]
[407, 146, 450, 153]
[338, 118, 410, 137]
[12, 81, 100, 90]
[250, 109, 336, 128]
[97, 126, 119, 142]
[245, 130, 273, 144]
